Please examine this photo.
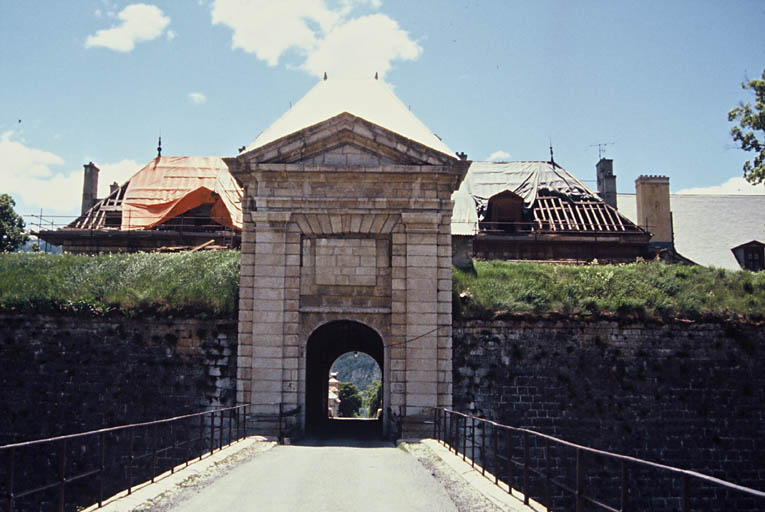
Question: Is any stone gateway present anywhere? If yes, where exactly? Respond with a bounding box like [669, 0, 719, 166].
[230, 78, 469, 436]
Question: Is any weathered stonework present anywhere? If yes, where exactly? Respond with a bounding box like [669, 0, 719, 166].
[0, 314, 237, 443]
[453, 318, 765, 511]
[232, 112, 468, 435]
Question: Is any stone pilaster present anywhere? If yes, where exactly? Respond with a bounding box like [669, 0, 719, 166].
[400, 212, 441, 419]
[249, 211, 291, 416]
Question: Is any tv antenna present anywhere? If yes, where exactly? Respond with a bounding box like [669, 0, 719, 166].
[589, 141, 614, 160]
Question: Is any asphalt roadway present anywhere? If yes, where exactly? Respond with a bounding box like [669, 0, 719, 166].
[164, 437, 459, 512]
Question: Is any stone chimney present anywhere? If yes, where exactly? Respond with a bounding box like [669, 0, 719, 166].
[635, 175, 673, 247]
[596, 158, 617, 208]
[81, 162, 100, 215]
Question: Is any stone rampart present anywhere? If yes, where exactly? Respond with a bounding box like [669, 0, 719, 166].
[0, 314, 237, 444]
[453, 318, 764, 511]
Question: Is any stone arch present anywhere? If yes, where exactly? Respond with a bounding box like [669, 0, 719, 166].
[305, 320, 385, 434]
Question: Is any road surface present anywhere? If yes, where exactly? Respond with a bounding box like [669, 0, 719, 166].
[163, 438, 459, 512]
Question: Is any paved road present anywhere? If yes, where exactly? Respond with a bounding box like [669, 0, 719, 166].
[165, 439, 459, 512]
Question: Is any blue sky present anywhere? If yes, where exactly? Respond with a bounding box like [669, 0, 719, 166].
[1, 0, 763, 228]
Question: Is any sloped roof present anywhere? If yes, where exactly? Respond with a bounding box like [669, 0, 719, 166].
[452, 161, 639, 236]
[246, 78, 454, 157]
[121, 156, 242, 231]
[618, 193, 765, 270]
[458, 161, 599, 207]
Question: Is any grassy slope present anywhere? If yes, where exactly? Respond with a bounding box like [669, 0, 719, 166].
[1, 252, 763, 321]
[0, 252, 239, 316]
[454, 260, 765, 321]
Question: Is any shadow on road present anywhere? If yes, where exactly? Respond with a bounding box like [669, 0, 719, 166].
[298, 418, 392, 447]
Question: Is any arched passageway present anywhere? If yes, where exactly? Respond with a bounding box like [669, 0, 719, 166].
[305, 320, 384, 437]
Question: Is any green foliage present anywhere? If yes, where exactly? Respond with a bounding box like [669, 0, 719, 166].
[337, 381, 362, 417]
[0, 251, 240, 316]
[0, 194, 29, 253]
[729, 68, 765, 185]
[362, 380, 382, 418]
[453, 260, 765, 321]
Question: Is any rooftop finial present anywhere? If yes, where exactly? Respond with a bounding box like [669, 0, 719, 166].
[157, 135, 162, 158]
[549, 139, 555, 167]
[323, 72, 327, 81]
[375, 72, 378, 80]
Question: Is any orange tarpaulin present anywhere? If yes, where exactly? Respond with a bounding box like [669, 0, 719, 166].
[121, 156, 243, 231]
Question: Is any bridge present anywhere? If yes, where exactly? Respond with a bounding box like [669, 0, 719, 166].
[3, 406, 763, 511]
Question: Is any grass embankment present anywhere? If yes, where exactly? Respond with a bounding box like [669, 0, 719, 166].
[0, 251, 239, 317]
[1, 253, 763, 321]
[454, 260, 765, 322]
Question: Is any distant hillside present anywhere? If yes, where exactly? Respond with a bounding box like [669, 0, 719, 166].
[331, 352, 381, 390]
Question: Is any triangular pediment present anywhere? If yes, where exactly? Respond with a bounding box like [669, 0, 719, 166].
[240, 112, 457, 165]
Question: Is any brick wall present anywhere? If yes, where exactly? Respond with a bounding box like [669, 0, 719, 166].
[453, 318, 764, 511]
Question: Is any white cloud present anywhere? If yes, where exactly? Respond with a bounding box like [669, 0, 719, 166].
[188, 92, 207, 104]
[487, 150, 510, 161]
[304, 14, 421, 79]
[94, 8, 102, 17]
[675, 176, 765, 195]
[211, 0, 420, 78]
[166, 29, 177, 41]
[86, 3, 170, 52]
[0, 131, 139, 214]
[97, 159, 141, 198]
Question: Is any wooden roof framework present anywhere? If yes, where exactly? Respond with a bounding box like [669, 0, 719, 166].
[529, 194, 640, 234]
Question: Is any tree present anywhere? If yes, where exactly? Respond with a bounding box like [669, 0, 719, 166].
[337, 382, 362, 417]
[0, 194, 29, 252]
[728, 68, 765, 185]
[363, 380, 382, 418]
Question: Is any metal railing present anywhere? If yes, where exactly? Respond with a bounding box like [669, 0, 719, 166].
[434, 408, 765, 511]
[1, 404, 298, 512]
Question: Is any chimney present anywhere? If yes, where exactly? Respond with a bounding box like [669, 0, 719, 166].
[635, 175, 673, 247]
[81, 162, 100, 215]
[596, 158, 617, 208]
[109, 182, 119, 195]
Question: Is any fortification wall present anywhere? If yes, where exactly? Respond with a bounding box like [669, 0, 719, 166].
[0, 314, 237, 444]
[453, 318, 764, 511]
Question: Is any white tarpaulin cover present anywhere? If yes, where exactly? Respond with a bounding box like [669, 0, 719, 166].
[247, 78, 455, 157]
[451, 161, 600, 235]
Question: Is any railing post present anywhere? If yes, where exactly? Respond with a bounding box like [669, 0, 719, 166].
[7, 447, 15, 512]
[455, 414, 460, 455]
[170, 422, 177, 474]
[433, 408, 438, 440]
[523, 431, 529, 505]
[471, 415, 476, 468]
[506, 428, 513, 495]
[236, 407, 241, 442]
[99, 432, 105, 507]
[493, 423, 499, 484]
[545, 437, 551, 508]
[462, 416, 467, 461]
[576, 448, 584, 512]
[621, 460, 627, 512]
[58, 439, 66, 512]
[278, 403, 284, 444]
[199, 414, 204, 461]
[228, 409, 233, 447]
[218, 411, 223, 450]
[481, 421, 487, 476]
[210, 411, 215, 455]
[151, 424, 157, 483]
[128, 429, 134, 495]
